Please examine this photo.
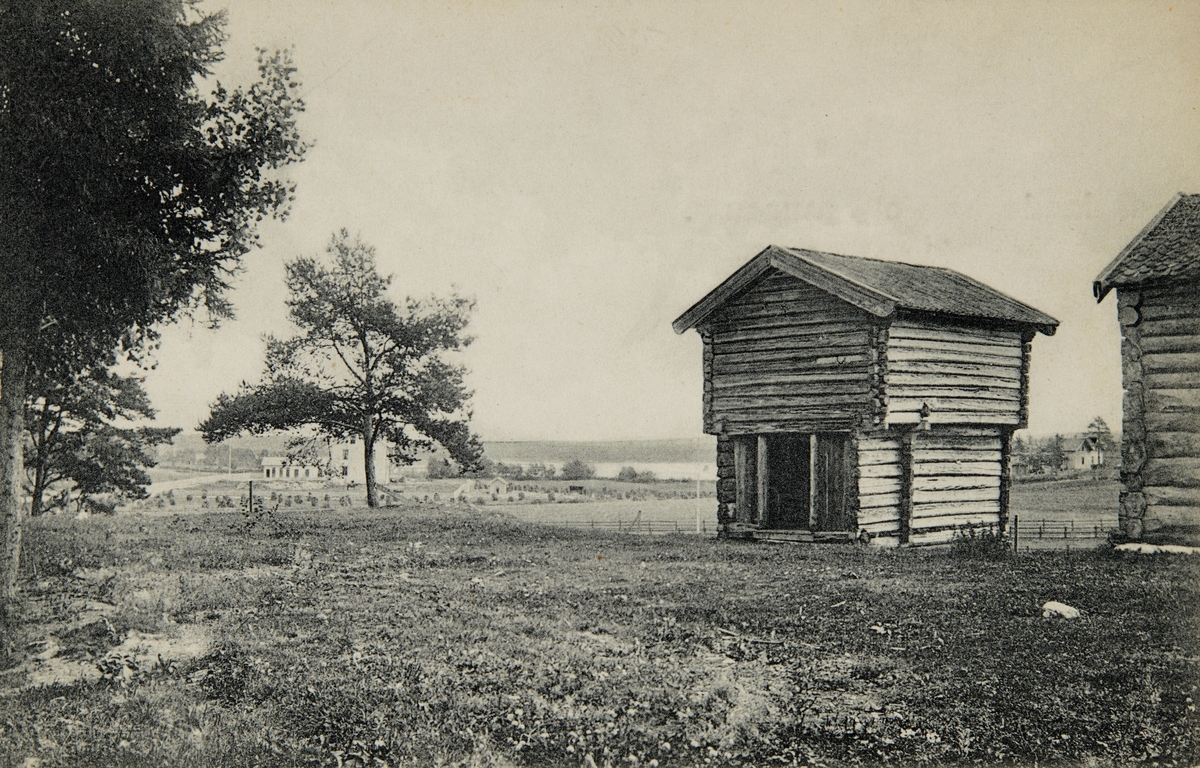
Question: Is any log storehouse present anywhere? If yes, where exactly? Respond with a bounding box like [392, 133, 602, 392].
[1094, 193, 1200, 545]
[674, 246, 1058, 546]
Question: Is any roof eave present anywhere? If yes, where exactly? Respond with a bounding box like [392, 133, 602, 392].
[671, 247, 776, 333]
[1093, 192, 1184, 303]
[671, 245, 898, 334]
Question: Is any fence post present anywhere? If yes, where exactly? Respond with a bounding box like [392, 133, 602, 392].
[1013, 515, 1019, 552]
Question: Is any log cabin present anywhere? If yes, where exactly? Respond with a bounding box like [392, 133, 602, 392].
[674, 246, 1058, 546]
[1094, 193, 1200, 545]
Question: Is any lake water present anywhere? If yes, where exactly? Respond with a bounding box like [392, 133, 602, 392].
[484, 460, 717, 481]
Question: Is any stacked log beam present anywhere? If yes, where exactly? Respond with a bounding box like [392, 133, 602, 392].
[856, 430, 903, 544]
[884, 318, 1023, 426]
[1120, 283, 1200, 543]
[907, 427, 1003, 546]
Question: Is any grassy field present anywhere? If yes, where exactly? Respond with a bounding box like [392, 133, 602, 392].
[1, 502, 1196, 767]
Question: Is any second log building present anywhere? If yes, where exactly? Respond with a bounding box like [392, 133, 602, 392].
[674, 246, 1058, 546]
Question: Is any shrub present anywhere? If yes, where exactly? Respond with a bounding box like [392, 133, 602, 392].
[427, 458, 459, 479]
[950, 524, 1012, 560]
[560, 459, 595, 480]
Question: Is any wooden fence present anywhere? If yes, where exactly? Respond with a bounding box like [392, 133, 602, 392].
[1009, 514, 1119, 550]
[534, 515, 715, 536]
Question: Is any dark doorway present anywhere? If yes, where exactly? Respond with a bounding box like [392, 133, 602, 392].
[764, 434, 810, 529]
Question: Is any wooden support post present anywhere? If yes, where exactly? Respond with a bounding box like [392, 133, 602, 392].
[735, 439, 748, 523]
[757, 436, 769, 525]
[809, 434, 818, 530]
[899, 429, 915, 545]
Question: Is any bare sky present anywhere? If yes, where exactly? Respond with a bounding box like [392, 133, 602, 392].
[142, 0, 1200, 441]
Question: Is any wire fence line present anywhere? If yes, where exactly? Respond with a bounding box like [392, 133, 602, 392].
[529, 513, 1118, 549]
[532, 517, 715, 536]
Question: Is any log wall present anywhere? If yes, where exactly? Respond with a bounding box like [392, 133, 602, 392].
[884, 318, 1024, 426]
[856, 431, 904, 544]
[906, 427, 1004, 545]
[854, 426, 1004, 546]
[1117, 281, 1200, 543]
[704, 270, 875, 434]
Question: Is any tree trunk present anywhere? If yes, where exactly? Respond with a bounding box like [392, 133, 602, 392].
[29, 421, 51, 518]
[0, 336, 29, 663]
[29, 460, 45, 518]
[363, 416, 379, 508]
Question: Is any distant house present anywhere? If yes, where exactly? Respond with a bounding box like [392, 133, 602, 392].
[1070, 437, 1105, 471]
[674, 246, 1057, 546]
[328, 437, 392, 486]
[261, 456, 322, 480]
[487, 477, 510, 496]
[1094, 193, 1200, 544]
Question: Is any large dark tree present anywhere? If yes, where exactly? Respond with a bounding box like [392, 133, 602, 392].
[0, 0, 306, 652]
[200, 230, 484, 507]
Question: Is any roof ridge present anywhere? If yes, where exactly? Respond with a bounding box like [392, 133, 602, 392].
[781, 247, 902, 304]
[788, 247, 1056, 326]
[788, 247, 949, 273]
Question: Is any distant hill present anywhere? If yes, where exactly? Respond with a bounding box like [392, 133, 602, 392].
[158, 432, 720, 471]
[482, 439, 716, 465]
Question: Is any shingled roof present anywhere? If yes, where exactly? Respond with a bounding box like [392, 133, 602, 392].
[1094, 193, 1200, 301]
[673, 246, 1059, 335]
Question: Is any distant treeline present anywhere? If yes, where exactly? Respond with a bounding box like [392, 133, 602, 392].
[484, 439, 717, 465]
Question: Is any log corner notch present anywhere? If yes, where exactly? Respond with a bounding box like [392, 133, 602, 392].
[1117, 288, 1147, 539]
[1095, 193, 1200, 545]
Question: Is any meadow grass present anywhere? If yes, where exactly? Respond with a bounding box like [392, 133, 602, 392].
[1, 503, 1196, 767]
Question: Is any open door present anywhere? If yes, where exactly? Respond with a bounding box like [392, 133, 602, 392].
[812, 433, 853, 532]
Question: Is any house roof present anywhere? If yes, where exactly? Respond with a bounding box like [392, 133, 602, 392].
[1094, 193, 1200, 300]
[673, 246, 1059, 335]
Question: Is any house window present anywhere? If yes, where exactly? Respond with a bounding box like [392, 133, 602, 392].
[342, 466, 349, 477]
[305, 468, 311, 477]
[342, 449, 350, 460]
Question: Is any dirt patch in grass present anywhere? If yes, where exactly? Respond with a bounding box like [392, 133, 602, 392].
[1, 504, 1197, 767]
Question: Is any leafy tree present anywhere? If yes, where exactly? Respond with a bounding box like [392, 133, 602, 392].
[0, 1, 306, 649]
[617, 466, 658, 483]
[427, 458, 459, 480]
[25, 357, 178, 516]
[201, 231, 483, 507]
[560, 459, 596, 481]
[1086, 416, 1117, 456]
[55, 424, 180, 515]
[1042, 434, 1067, 473]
